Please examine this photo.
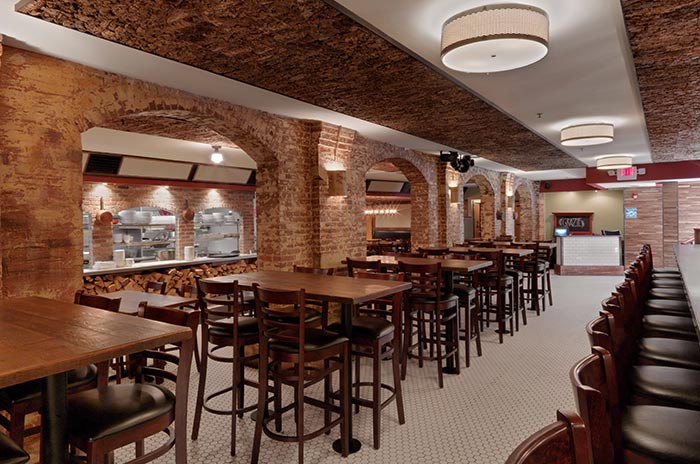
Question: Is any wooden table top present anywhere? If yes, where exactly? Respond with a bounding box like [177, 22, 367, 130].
[450, 246, 534, 257]
[102, 290, 197, 315]
[674, 244, 700, 339]
[0, 296, 191, 389]
[363, 255, 493, 272]
[512, 242, 557, 249]
[204, 270, 412, 305]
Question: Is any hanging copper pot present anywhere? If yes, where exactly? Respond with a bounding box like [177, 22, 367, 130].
[96, 197, 113, 225]
[181, 200, 195, 222]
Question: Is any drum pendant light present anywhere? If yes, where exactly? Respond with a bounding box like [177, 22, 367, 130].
[441, 4, 549, 73]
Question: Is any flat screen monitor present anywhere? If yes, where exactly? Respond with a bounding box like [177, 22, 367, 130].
[554, 227, 569, 237]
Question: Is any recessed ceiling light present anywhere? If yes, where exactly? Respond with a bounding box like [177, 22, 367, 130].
[561, 123, 614, 146]
[596, 155, 632, 170]
[440, 4, 549, 73]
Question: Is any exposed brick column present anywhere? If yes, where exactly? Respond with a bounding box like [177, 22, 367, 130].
[436, 160, 448, 246]
[662, 182, 679, 267]
[445, 166, 463, 246]
[623, 187, 663, 265]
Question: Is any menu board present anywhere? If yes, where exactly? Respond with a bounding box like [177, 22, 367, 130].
[553, 212, 593, 235]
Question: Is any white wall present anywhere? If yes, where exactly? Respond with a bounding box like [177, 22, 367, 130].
[543, 190, 624, 240]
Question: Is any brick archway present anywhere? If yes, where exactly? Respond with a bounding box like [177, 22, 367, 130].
[0, 47, 315, 299]
[459, 169, 499, 240]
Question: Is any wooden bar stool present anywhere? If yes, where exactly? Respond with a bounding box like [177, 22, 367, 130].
[328, 271, 406, 449]
[191, 279, 259, 457]
[399, 260, 460, 388]
[66, 305, 194, 464]
[476, 250, 515, 343]
[251, 285, 351, 464]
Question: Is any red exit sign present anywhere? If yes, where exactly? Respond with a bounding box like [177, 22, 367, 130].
[617, 166, 637, 180]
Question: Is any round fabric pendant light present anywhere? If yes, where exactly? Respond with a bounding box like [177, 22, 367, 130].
[561, 123, 614, 146]
[441, 4, 549, 73]
[596, 155, 632, 170]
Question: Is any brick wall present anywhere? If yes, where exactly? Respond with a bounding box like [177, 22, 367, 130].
[678, 183, 700, 242]
[623, 187, 663, 265]
[83, 182, 256, 261]
[662, 183, 679, 267]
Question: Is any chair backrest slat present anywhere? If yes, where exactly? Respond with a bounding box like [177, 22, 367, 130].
[74, 291, 121, 312]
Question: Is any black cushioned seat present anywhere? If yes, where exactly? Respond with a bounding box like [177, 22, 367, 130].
[0, 365, 98, 406]
[328, 316, 393, 341]
[453, 283, 477, 297]
[643, 315, 698, 338]
[408, 293, 459, 312]
[0, 433, 29, 464]
[621, 405, 700, 463]
[269, 328, 348, 354]
[267, 307, 322, 325]
[652, 273, 682, 280]
[208, 316, 258, 337]
[67, 384, 174, 441]
[652, 267, 680, 274]
[649, 287, 687, 301]
[637, 338, 700, 370]
[651, 279, 685, 288]
[631, 366, 700, 410]
[645, 299, 691, 316]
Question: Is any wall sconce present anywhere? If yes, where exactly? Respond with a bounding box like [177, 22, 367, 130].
[449, 186, 459, 204]
[327, 170, 347, 197]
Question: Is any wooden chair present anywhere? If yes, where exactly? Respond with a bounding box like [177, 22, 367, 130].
[292, 265, 334, 328]
[328, 271, 406, 449]
[74, 291, 121, 312]
[571, 346, 700, 464]
[399, 260, 460, 388]
[145, 280, 167, 294]
[476, 250, 515, 343]
[251, 285, 350, 464]
[346, 257, 381, 277]
[0, 292, 118, 448]
[66, 305, 194, 464]
[0, 433, 29, 464]
[175, 283, 201, 370]
[417, 247, 449, 258]
[535, 245, 553, 306]
[517, 245, 547, 315]
[191, 279, 259, 456]
[505, 410, 591, 464]
[449, 253, 482, 367]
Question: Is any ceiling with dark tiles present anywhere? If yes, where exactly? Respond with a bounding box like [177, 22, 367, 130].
[18, 0, 584, 171]
[621, 0, 700, 162]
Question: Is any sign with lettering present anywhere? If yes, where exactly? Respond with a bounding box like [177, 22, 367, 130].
[553, 212, 593, 235]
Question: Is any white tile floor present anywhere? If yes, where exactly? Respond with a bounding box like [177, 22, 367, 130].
[119, 274, 620, 464]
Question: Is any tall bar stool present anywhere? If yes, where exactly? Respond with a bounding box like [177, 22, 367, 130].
[399, 261, 460, 388]
[0, 433, 29, 464]
[476, 250, 515, 343]
[66, 305, 194, 464]
[450, 254, 482, 367]
[0, 294, 110, 448]
[191, 279, 259, 456]
[251, 285, 351, 464]
[518, 245, 547, 316]
[505, 410, 590, 464]
[346, 257, 381, 277]
[293, 265, 334, 328]
[328, 271, 406, 449]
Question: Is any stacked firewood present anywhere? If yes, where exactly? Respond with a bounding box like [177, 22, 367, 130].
[82, 260, 257, 295]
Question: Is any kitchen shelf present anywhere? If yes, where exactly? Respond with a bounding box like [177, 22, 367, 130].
[113, 240, 175, 247]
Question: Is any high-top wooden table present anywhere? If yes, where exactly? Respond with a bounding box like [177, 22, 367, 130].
[450, 246, 534, 257]
[0, 296, 192, 464]
[675, 244, 700, 339]
[203, 270, 411, 454]
[101, 290, 197, 315]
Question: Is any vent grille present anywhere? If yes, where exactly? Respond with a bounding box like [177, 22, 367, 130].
[85, 153, 122, 175]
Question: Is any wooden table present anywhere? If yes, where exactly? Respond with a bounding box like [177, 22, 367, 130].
[203, 270, 411, 454]
[450, 246, 534, 257]
[101, 290, 197, 315]
[0, 296, 191, 464]
[675, 244, 700, 339]
[362, 255, 493, 273]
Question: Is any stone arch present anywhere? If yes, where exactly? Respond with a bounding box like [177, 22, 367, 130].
[459, 168, 499, 240]
[353, 135, 438, 250]
[514, 183, 535, 241]
[0, 47, 314, 299]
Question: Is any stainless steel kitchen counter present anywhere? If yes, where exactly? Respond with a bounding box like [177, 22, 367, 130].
[83, 254, 257, 276]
